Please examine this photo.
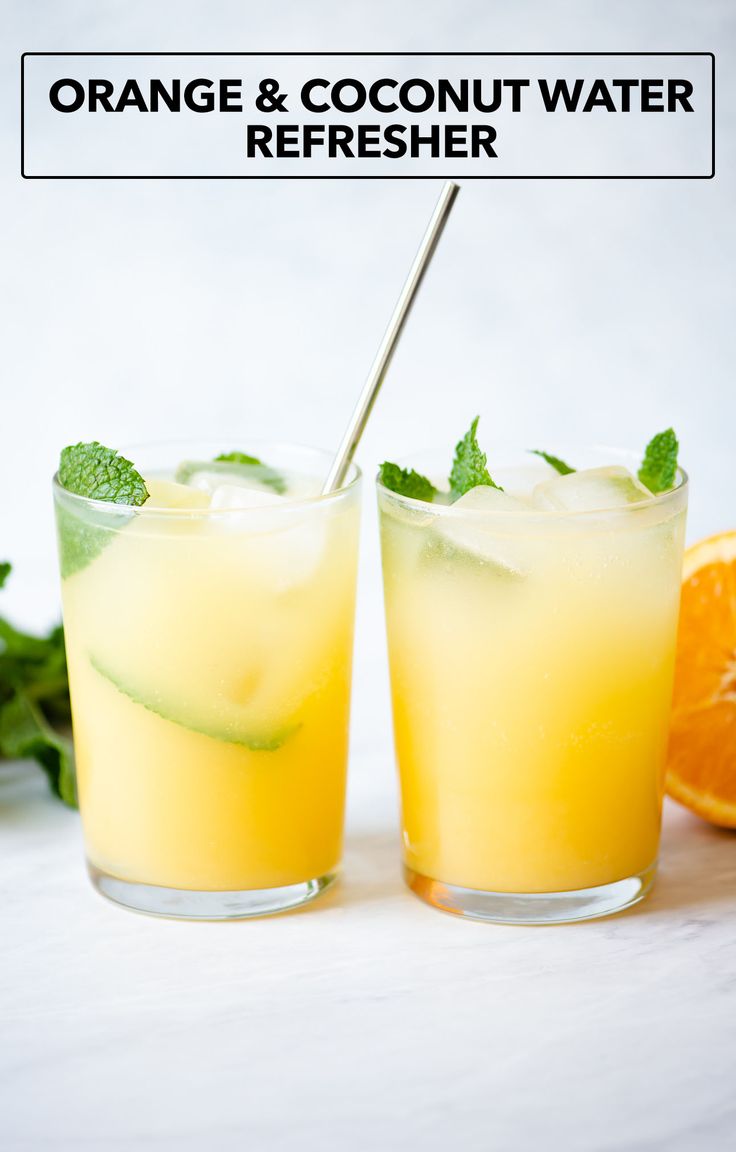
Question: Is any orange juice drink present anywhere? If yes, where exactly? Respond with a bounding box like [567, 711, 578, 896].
[378, 447, 687, 923]
[55, 442, 360, 918]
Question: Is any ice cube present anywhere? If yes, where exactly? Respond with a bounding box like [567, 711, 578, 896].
[533, 466, 651, 513]
[434, 485, 530, 575]
[268, 519, 327, 591]
[281, 474, 323, 500]
[209, 484, 285, 512]
[209, 484, 327, 591]
[186, 468, 273, 496]
[207, 484, 287, 540]
[491, 461, 555, 501]
[175, 455, 282, 495]
[452, 486, 531, 514]
[144, 479, 210, 510]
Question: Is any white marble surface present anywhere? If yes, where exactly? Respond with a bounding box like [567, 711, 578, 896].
[2, 755, 735, 1152]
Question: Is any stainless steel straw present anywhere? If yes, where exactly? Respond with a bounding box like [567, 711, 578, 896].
[322, 180, 460, 494]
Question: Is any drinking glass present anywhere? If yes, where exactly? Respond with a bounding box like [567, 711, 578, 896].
[54, 441, 361, 918]
[378, 446, 687, 923]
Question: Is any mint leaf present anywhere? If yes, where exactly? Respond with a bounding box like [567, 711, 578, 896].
[638, 429, 679, 493]
[215, 451, 286, 494]
[449, 417, 502, 499]
[176, 453, 287, 495]
[0, 690, 76, 806]
[530, 449, 575, 476]
[0, 570, 75, 807]
[0, 616, 60, 664]
[57, 442, 149, 578]
[59, 442, 149, 505]
[55, 509, 114, 581]
[0, 562, 10, 589]
[378, 462, 437, 502]
[215, 451, 261, 467]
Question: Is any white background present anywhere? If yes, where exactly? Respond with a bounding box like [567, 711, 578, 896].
[2, 2, 736, 1150]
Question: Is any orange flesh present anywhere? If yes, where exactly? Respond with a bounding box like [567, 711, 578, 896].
[667, 540, 736, 827]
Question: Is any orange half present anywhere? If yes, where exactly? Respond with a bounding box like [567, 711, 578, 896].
[666, 531, 736, 827]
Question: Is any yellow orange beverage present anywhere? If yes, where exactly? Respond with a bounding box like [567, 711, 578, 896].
[54, 442, 360, 918]
[378, 447, 687, 923]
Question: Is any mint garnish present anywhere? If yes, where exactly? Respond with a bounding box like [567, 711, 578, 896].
[215, 452, 261, 466]
[449, 416, 502, 499]
[530, 449, 575, 476]
[215, 452, 286, 494]
[378, 462, 437, 501]
[176, 453, 286, 495]
[0, 563, 76, 806]
[379, 417, 501, 503]
[57, 442, 149, 580]
[638, 429, 679, 494]
[0, 562, 10, 589]
[59, 442, 149, 505]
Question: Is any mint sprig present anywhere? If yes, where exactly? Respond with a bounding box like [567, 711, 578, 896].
[378, 462, 437, 502]
[449, 416, 502, 499]
[0, 564, 76, 806]
[379, 416, 501, 503]
[530, 449, 575, 476]
[638, 429, 679, 494]
[59, 442, 149, 505]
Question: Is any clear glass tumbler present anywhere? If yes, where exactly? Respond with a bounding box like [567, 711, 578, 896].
[378, 446, 687, 924]
[54, 441, 361, 919]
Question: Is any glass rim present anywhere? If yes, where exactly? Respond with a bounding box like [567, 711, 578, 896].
[52, 438, 362, 518]
[375, 441, 688, 521]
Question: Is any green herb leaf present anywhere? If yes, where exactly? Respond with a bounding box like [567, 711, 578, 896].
[530, 449, 575, 476]
[449, 416, 502, 499]
[55, 509, 114, 581]
[215, 451, 286, 494]
[378, 462, 437, 502]
[0, 616, 61, 665]
[57, 442, 149, 578]
[59, 442, 149, 505]
[0, 570, 75, 806]
[0, 690, 76, 806]
[215, 451, 261, 467]
[0, 562, 10, 589]
[175, 453, 287, 495]
[638, 428, 679, 494]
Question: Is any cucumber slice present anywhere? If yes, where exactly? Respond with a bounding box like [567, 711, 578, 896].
[90, 652, 299, 752]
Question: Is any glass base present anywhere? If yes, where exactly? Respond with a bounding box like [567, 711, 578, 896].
[88, 862, 337, 920]
[404, 862, 657, 925]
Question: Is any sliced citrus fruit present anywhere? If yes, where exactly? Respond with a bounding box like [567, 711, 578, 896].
[666, 531, 736, 827]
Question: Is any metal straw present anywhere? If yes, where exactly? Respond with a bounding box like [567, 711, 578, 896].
[322, 180, 460, 494]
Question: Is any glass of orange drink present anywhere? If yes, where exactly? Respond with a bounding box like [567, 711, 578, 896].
[378, 443, 687, 923]
[54, 441, 361, 919]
